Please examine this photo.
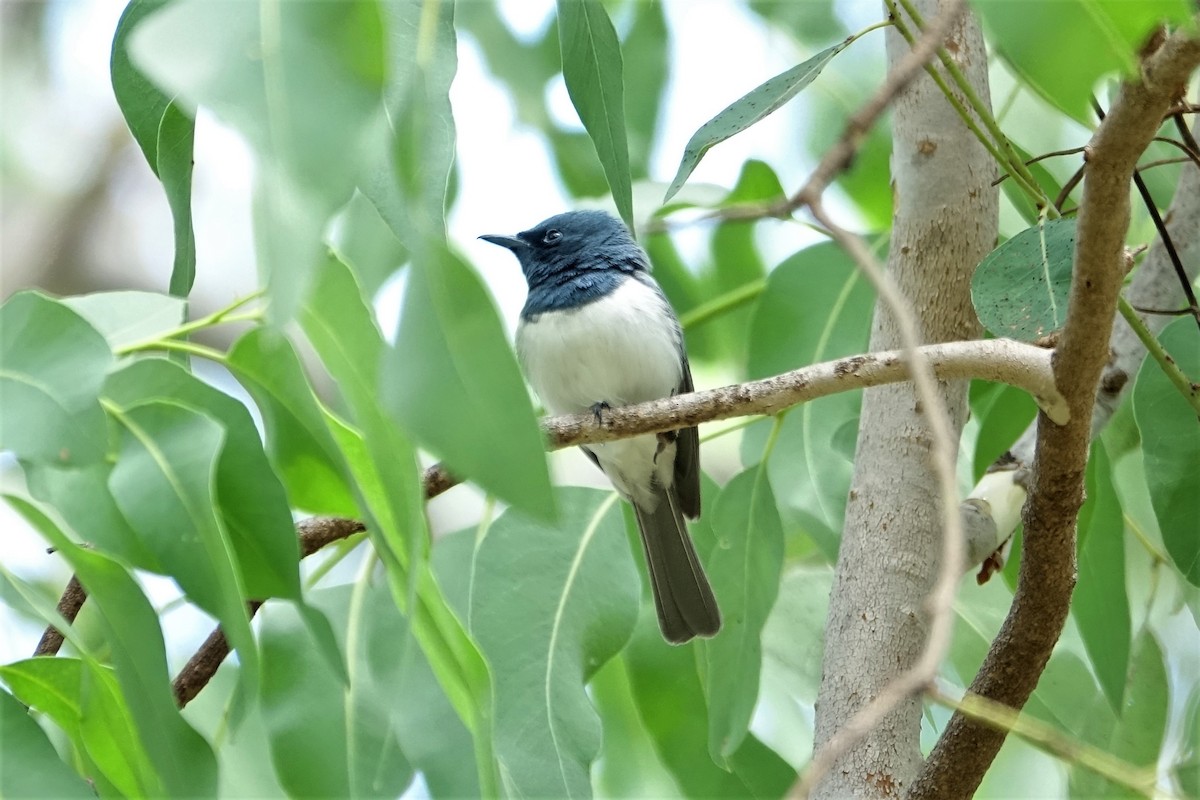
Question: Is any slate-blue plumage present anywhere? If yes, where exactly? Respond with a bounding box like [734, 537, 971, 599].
[481, 210, 720, 644]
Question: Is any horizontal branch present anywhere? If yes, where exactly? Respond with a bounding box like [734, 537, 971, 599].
[545, 338, 1066, 446]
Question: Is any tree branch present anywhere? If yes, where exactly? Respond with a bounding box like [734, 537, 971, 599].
[172, 516, 365, 707]
[909, 23, 1200, 799]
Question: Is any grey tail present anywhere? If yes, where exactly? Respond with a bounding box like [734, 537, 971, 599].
[633, 487, 721, 644]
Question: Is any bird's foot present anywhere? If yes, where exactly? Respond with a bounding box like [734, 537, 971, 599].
[590, 401, 611, 425]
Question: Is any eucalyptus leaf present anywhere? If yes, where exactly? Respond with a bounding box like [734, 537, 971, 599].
[700, 465, 785, 766]
[744, 244, 874, 556]
[381, 243, 554, 521]
[1074, 443, 1130, 711]
[63, 291, 186, 351]
[972, 217, 1075, 341]
[104, 358, 302, 600]
[0, 688, 94, 798]
[664, 39, 849, 204]
[105, 399, 259, 699]
[974, 0, 1191, 124]
[129, 0, 388, 319]
[467, 489, 640, 799]
[557, 0, 634, 228]
[111, 0, 196, 296]
[4, 497, 218, 797]
[1132, 318, 1200, 585]
[227, 329, 358, 518]
[0, 292, 111, 466]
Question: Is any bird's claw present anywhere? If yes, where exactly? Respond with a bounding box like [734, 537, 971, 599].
[590, 401, 611, 425]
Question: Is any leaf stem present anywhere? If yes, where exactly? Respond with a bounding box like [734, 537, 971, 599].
[679, 279, 766, 330]
[925, 685, 1159, 797]
[115, 292, 264, 355]
[1117, 296, 1200, 414]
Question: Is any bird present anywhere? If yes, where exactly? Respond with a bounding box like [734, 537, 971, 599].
[480, 210, 720, 644]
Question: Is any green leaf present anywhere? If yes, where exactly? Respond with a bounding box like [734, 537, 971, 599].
[329, 191, 409, 299]
[972, 217, 1076, 341]
[744, 243, 874, 556]
[0, 688, 93, 798]
[3, 497, 218, 797]
[260, 584, 415, 799]
[25, 461, 158, 567]
[298, 254, 426, 564]
[105, 400, 259, 698]
[111, 0, 197, 296]
[104, 358, 302, 600]
[1069, 631, 1169, 796]
[129, 0, 388, 319]
[1173, 688, 1200, 797]
[227, 329, 358, 518]
[969, 381, 1037, 480]
[624, 613, 795, 797]
[1074, 442, 1130, 711]
[369, 0, 458, 245]
[622, 0, 669, 180]
[1133, 318, 1200, 585]
[0, 292, 111, 466]
[556, 0, 634, 228]
[974, 0, 1191, 124]
[381, 243, 554, 521]
[467, 489, 640, 799]
[62, 290, 187, 351]
[0, 658, 154, 797]
[664, 39, 849, 204]
[700, 465, 786, 765]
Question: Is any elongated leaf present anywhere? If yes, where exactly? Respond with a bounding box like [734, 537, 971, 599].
[557, 0, 633, 227]
[624, 614, 795, 797]
[1173, 688, 1200, 797]
[1133, 318, 1200, 585]
[0, 658, 154, 797]
[62, 291, 186, 351]
[299, 256, 495, 789]
[25, 461, 158, 567]
[467, 489, 639, 799]
[1074, 442, 1130, 710]
[106, 400, 258, 697]
[0, 292, 110, 466]
[381, 243, 554, 521]
[3, 497, 218, 797]
[0, 688, 93, 798]
[129, 0, 388, 319]
[260, 585, 414, 799]
[974, 0, 1190, 124]
[227, 329, 358, 517]
[700, 465, 785, 765]
[664, 39, 848, 203]
[104, 358, 301, 599]
[369, 0, 457, 245]
[111, 0, 197, 295]
[622, 0, 668, 179]
[973, 217, 1076, 341]
[744, 243, 874, 557]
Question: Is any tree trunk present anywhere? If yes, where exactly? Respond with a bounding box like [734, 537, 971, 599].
[811, 2, 998, 797]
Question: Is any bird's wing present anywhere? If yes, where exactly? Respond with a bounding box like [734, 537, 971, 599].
[673, 353, 701, 519]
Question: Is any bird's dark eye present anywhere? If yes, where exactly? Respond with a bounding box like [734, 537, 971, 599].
[543, 229, 563, 244]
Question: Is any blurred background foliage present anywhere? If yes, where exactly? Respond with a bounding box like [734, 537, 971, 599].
[1, 1, 1198, 798]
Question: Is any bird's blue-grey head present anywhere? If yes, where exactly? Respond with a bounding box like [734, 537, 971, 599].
[479, 210, 647, 288]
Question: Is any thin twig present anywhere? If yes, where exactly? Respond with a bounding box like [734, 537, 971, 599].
[1099, 99, 1200, 333]
[172, 516, 366, 707]
[991, 146, 1087, 186]
[32, 575, 86, 657]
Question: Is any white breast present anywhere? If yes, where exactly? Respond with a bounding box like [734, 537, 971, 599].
[516, 275, 684, 508]
[516, 275, 683, 416]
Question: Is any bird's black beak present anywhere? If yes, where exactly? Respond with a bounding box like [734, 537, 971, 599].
[478, 233, 527, 250]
